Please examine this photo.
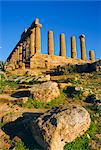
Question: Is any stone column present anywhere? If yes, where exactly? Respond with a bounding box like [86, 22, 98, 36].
[48, 31, 54, 55]
[60, 33, 66, 57]
[25, 39, 30, 62]
[30, 28, 35, 57]
[14, 48, 18, 69]
[35, 18, 42, 54]
[30, 28, 35, 68]
[11, 51, 16, 70]
[89, 50, 95, 61]
[19, 43, 23, 68]
[13, 49, 17, 69]
[71, 36, 77, 59]
[17, 46, 19, 65]
[23, 41, 26, 63]
[79, 34, 86, 60]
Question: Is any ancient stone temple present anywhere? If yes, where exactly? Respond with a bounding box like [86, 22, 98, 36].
[5, 18, 95, 72]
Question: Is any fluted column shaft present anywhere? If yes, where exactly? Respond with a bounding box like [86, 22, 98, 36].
[25, 39, 30, 62]
[19, 43, 23, 67]
[89, 50, 95, 61]
[48, 31, 54, 55]
[30, 28, 35, 57]
[35, 24, 42, 54]
[60, 33, 66, 57]
[71, 36, 77, 59]
[17, 46, 19, 63]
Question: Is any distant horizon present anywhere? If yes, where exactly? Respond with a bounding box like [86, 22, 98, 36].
[0, 1, 101, 61]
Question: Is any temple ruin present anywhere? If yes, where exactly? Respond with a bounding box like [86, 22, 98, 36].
[5, 18, 95, 72]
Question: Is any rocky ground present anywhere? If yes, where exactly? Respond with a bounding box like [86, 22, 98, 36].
[0, 68, 101, 150]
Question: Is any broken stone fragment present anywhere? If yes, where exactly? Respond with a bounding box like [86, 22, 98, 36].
[30, 105, 91, 150]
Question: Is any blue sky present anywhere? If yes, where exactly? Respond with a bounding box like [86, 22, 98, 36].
[0, 0, 101, 61]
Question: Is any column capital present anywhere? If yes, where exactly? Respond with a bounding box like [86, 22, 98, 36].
[19, 43, 23, 46]
[35, 23, 42, 28]
[48, 30, 53, 34]
[31, 18, 42, 28]
[71, 35, 76, 39]
[60, 33, 65, 36]
[79, 34, 85, 39]
[17, 46, 19, 49]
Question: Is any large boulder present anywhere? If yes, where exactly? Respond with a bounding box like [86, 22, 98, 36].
[30, 105, 91, 150]
[31, 81, 60, 103]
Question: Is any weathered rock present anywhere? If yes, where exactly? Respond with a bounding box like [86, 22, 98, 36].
[30, 105, 91, 150]
[37, 75, 50, 82]
[58, 82, 72, 89]
[89, 140, 101, 150]
[0, 130, 10, 149]
[31, 81, 60, 103]
[82, 91, 90, 97]
[75, 86, 83, 91]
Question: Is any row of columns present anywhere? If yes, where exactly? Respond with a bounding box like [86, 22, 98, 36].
[48, 31, 95, 61]
[7, 18, 42, 69]
[7, 18, 95, 70]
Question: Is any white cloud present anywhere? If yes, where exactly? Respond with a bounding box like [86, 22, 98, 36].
[0, 46, 2, 49]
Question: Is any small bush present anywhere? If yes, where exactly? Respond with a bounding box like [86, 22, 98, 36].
[64, 134, 91, 150]
[63, 86, 83, 99]
[17, 98, 45, 109]
[86, 94, 96, 103]
[15, 141, 28, 150]
[17, 91, 66, 109]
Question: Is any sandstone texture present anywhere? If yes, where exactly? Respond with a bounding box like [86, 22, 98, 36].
[30, 105, 91, 150]
[31, 81, 60, 102]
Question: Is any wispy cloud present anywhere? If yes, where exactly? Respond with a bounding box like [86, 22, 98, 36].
[0, 46, 2, 49]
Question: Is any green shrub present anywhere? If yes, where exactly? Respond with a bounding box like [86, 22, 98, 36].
[15, 141, 28, 150]
[17, 98, 45, 109]
[88, 121, 97, 139]
[64, 134, 91, 150]
[62, 65, 77, 75]
[0, 80, 19, 90]
[64, 117, 98, 150]
[17, 90, 66, 109]
[71, 79, 81, 85]
[63, 86, 83, 99]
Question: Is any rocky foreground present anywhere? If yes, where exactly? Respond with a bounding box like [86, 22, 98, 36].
[31, 105, 91, 150]
[0, 68, 101, 150]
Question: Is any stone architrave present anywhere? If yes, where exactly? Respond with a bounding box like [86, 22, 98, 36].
[79, 34, 86, 60]
[60, 33, 66, 57]
[71, 36, 77, 59]
[48, 31, 54, 55]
